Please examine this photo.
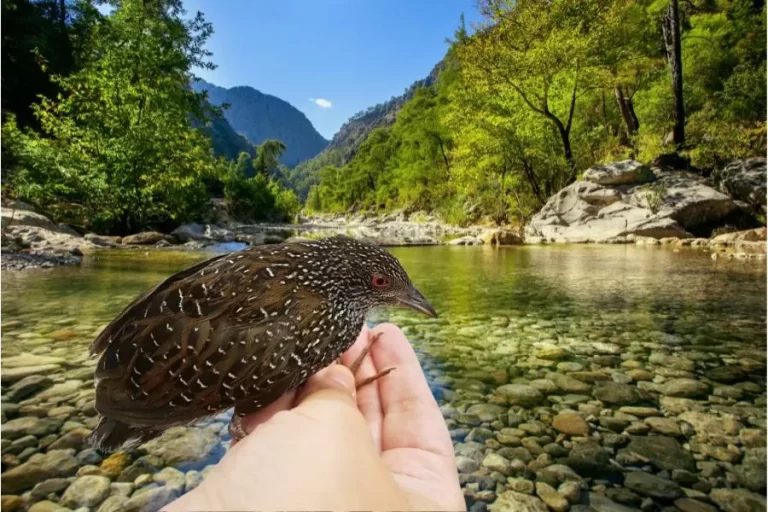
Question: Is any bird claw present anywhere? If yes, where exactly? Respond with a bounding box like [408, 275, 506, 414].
[357, 366, 396, 388]
[349, 331, 395, 389]
[349, 331, 383, 374]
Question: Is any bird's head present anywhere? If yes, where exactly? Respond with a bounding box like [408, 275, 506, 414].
[323, 236, 437, 318]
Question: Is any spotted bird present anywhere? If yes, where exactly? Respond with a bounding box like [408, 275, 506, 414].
[87, 235, 437, 451]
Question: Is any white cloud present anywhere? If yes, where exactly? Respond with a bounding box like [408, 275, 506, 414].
[309, 97, 333, 109]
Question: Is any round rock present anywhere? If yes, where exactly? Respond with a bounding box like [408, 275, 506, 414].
[59, 475, 111, 508]
[552, 412, 589, 436]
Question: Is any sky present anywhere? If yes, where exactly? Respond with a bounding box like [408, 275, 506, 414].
[182, 0, 483, 140]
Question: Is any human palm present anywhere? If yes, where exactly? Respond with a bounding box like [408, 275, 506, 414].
[166, 323, 464, 511]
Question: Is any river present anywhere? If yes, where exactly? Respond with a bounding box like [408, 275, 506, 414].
[1, 245, 765, 511]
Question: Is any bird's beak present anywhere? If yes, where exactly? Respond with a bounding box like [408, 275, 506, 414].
[397, 287, 438, 318]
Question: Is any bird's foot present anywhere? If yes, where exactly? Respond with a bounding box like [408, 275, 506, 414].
[350, 331, 396, 388]
[228, 413, 247, 443]
[358, 366, 396, 387]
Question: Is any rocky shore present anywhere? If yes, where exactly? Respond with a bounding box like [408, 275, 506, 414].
[3, 157, 765, 271]
[1, 200, 525, 271]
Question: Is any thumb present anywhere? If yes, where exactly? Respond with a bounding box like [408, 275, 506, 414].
[294, 363, 357, 408]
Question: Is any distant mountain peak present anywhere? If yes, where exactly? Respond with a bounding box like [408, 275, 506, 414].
[192, 79, 328, 167]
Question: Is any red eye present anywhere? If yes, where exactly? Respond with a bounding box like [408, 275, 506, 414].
[372, 274, 389, 288]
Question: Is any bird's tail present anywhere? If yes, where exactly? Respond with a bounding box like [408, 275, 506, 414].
[87, 416, 161, 452]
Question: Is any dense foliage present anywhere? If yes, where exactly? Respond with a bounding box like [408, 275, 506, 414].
[223, 150, 300, 223]
[2, 0, 298, 234]
[4, 0, 764, 231]
[304, 0, 766, 225]
[223, 142, 301, 222]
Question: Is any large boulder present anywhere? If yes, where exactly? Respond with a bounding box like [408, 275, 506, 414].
[711, 157, 766, 214]
[525, 180, 691, 242]
[632, 171, 739, 231]
[122, 231, 172, 245]
[583, 160, 655, 186]
[525, 164, 742, 242]
[1, 204, 96, 258]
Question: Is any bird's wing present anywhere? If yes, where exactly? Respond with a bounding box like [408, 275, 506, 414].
[89, 252, 230, 357]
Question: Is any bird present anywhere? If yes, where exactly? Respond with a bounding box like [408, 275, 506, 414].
[87, 235, 437, 452]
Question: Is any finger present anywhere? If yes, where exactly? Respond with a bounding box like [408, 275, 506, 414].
[370, 323, 463, 509]
[341, 324, 383, 450]
[369, 323, 454, 458]
[294, 363, 357, 410]
[240, 389, 298, 436]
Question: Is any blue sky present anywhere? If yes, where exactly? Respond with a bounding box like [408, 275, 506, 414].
[182, 0, 482, 140]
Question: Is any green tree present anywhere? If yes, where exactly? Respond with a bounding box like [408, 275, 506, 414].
[459, 0, 613, 175]
[254, 139, 287, 177]
[1, 0, 101, 130]
[9, 0, 224, 234]
[224, 152, 275, 221]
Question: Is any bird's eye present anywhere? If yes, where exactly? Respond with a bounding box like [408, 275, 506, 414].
[372, 274, 389, 288]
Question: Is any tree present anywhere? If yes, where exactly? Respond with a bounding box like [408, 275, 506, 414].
[1, 0, 101, 129]
[459, 0, 613, 176]
[224, 152, 275, 221]
[662, 0, 685, 146]
[593, 0, 661, 143]
[14, 0, 223, 234]
[253, 139, 286, 177]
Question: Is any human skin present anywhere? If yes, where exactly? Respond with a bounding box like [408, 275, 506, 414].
[164, 322, 464, 511]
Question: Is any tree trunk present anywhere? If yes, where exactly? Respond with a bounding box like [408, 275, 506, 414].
[437, 139, 450, 172]
[663, 0, 685, 146]
[498, 165, 508, 224]
[602, 92, 617, 136]
[557, 123, 576, 181]
[59, 0, 66, 28]
[614, 85, 639, 142]
[628, 96, 640, 133]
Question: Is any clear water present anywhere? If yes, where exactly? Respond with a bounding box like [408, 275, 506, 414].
[2, 245, 766, 506]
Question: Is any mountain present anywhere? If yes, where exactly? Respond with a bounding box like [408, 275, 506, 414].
[288, 61, 444, 200]
[192, 79, 328, 167]
[324, 61, 444, 164]
[194, 113, 255, 161]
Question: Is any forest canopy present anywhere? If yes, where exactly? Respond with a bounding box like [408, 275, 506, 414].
[2, 0, 298, 234]
[303, 0, 766, 225]
[2, 0, 765, 232]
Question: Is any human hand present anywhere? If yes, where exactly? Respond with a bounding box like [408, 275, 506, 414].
[164, 323, 463, 511]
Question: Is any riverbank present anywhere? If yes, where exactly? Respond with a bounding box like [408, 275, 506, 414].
[3, 156, 766, 271]
[3, 203, 765, 271]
